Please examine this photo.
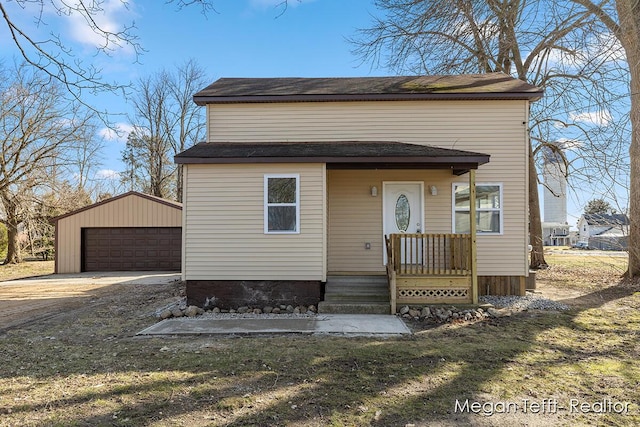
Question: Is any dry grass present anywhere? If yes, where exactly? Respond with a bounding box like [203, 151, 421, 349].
[537, 250, 628, 291]
[0, 259, 54, 282]
[0, 254, 639, 426]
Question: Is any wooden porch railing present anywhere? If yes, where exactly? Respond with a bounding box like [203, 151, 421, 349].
[386, 233, 471, 275]
[385, 233, 474, 313]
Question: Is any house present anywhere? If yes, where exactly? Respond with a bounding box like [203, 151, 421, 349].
[577, 213, 629, 251]
[53, 192, 182, 273]
[175, 73, 543, 313]
[542, 222, 572, 247]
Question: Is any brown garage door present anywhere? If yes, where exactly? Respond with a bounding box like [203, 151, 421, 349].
[82, 227, 181, 272]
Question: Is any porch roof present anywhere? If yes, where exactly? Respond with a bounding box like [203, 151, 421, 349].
[174, 141, 490, 175]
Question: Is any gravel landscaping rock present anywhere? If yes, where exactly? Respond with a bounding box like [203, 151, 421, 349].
[155, 292, 568, 322]
[394, 292, 569, 324]
[156, 300, 319, 320]
[480, 294, 570, 311]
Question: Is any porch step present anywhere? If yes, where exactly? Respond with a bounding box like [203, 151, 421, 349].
[317, 302, 391, 315]
[319, 275, 390, 314]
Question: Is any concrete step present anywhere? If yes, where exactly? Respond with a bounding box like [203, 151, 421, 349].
[323, 294, 390, 303]
[326, 275, 388, 286]
[321, 275, 390, 314]
[317, 302, 391, 315]
[324, 290, 388, 298]
[325, 285, 389, 292]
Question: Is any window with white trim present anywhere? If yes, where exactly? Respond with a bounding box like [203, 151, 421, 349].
[264, 174, 300, 233]
[453, 183, 502, 234]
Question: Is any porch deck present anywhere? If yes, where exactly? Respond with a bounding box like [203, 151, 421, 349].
[385, 233, 476, 312]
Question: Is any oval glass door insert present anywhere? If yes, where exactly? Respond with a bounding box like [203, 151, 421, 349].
[395, 194, 410, 232]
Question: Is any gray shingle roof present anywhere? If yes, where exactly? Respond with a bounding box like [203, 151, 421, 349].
[175, 141, 490, 174]
[193, 73, 542, 105]
[584, 213, 630, 226]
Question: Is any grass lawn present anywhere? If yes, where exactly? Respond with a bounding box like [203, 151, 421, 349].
[0, 254, 639, 426]
[0, 259, 54, 282]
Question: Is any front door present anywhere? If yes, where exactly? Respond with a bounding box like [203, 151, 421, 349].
[383, 182, 424, 264]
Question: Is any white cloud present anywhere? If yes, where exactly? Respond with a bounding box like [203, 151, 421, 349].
[96, 169, 120, 180]
[99, 122, 135, 143]
[528, 31, 625, 70]
[555, 138, 582, 150]
[569, 110, 613, 127]
[59, 0, 136, 55]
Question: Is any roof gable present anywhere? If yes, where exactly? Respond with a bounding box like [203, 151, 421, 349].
[52, 191, 182, 223]
[194, 73, 543, 105]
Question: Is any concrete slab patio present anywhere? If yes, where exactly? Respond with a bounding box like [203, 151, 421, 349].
[137, 314, 412, 337]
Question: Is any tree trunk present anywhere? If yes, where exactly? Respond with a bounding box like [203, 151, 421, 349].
[615, 0, 640, 278]
[1, 190, 23, 264]
[176, 164, 183, 203]
[628, 55, 640, 278]
[4, 222, 21, 264]
[529, 141, 547, 269]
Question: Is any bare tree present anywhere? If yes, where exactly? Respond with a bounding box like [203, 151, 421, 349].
[0, 1, 216, 104]
[68, 124, 105, 195]
[24, 183, 92, 260]
[351, 0, 626, 269]
[122, 71, 176, 199]
[122, 60, 207, 200]
[0, 62, 94, 264]
[569, 0, 640, 278]
[122, 132, 174, 198]
[166, 60, 208, 202]
[0, 1, 299, 107]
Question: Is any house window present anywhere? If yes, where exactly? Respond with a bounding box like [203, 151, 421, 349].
[453, 183, 502, 234]
[264, 174, 300, 234]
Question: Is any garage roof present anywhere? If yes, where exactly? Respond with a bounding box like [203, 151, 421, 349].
[52, 191, 182, 223]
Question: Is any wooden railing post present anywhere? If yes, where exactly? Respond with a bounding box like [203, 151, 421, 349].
[469, 170, 478, 304]
[389, 233, 475, 276]
[390, 270, 397, 314]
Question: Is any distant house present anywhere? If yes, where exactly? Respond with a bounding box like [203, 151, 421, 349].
[175, 73, 543, 313]
[542, 222, 571, 247]
[577, 213, 629, 250]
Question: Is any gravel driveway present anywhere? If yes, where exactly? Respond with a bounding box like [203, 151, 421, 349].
[0, 272, 180, 331]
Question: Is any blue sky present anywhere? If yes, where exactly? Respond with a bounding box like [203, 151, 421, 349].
[0, 0, 626, 226]
[97, 0, 379, 81]
[1, 0, 383, 182]
[2, 0, 382, 165]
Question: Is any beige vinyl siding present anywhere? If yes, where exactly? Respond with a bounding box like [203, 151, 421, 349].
[207, 100, 528, 277]
[183, 163, 326, 281]
[56, 194, 182, 273]
[328, 169, 526, 276]
[328, 170, 452, 273]
[327, 170, 528, 276]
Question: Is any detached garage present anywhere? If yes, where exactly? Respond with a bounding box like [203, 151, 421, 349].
[53, 192, 183, 273]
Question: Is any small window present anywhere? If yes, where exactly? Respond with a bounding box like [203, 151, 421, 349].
[395, 194, 410, 232]
[264, 174, 300, 234]
[453, 183, 502, 234]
